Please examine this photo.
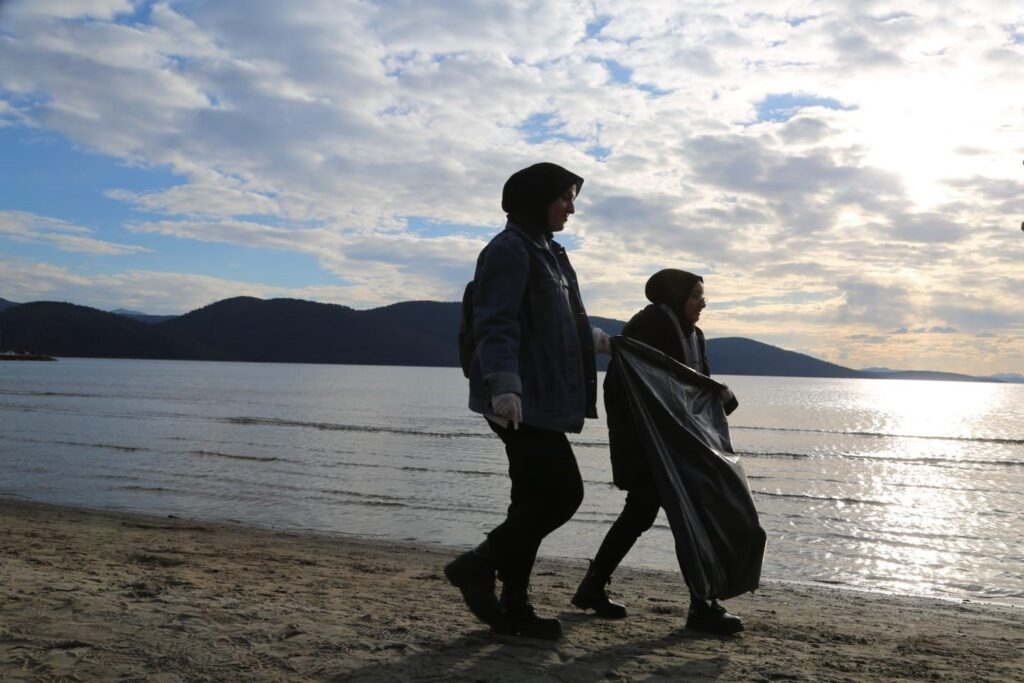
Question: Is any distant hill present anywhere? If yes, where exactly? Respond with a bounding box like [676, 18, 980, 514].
[708, 337, 866, 379]
[0, 298, 19, 313]
[859, 367, 997, 383]
[0, 302, 211, 359]
[111, 308, 178, 324]
[589, 315, 625, 337]
[0, 296, 1007, 382]
[160, 297, 462, 366]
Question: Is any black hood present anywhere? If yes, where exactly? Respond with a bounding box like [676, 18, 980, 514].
[501, 162, 583, 237]
[645, 268, 703, 334]
[645, 268, 703, 307]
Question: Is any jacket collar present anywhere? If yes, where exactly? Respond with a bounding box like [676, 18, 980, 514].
[505, 219, 562, 252]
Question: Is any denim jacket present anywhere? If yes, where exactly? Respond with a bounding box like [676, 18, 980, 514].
[467, 221, 597, 433]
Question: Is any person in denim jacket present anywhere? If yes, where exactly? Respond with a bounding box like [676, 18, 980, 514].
[445, 162, 610, 640]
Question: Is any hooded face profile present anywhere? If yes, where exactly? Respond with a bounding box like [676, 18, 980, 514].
[501, 162, 584, 236]
[645, 269, 704, 321]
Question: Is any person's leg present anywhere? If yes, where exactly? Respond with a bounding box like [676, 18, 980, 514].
[572, 481, 660, 618]
[591, 485, 661, 577]
[485, 422, 583, 639]
[486, 422, 583, 583]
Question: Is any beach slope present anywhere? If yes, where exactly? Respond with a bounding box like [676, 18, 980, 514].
[1, 498, 1021, 682]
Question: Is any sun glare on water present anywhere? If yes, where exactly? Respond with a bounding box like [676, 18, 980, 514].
[844, 379, 1007, 597]
[856, 379, 1000, 442]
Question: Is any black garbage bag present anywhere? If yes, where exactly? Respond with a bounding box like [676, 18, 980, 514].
[611, 336, 766, 600]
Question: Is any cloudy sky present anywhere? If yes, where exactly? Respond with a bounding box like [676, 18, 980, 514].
[1, 1, 1022, 374]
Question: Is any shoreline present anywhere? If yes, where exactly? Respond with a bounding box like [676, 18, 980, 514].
[2, 498, 1023, 682]
[6, 493, 1019, 612]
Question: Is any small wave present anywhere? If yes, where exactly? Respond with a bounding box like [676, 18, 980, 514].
[4, 435, 149, 453]
[53, 440, 144, 452]
[568, 438, 611, 448]
[222, 416, 489, 440]
[978, 509, 1018, 517]
[751, 490, 890, 506]
[0, 389, 105, 398]
[191, 450, 283, 463]
[737, 450, 1024, 469]
[734, 424, 1024, 446]
[311, 489, 503, 516]
[887, 480, 1023, 496]
[116, 485, 178, 492]
[447, 468, 503, 478]
[94, 474, 141, 482]
[738, 450, 813, 460]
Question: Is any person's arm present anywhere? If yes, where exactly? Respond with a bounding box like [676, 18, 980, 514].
[473, 234, 530, 399]
[592, 326, 611, 355]
[698, 327, 739, 414]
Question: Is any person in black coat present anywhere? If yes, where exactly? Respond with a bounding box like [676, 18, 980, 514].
[571, 268, 745, 635]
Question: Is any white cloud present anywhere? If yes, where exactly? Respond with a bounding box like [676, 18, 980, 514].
[1, 0, 133, 21]
[0, 210, 150, 255]
[108, 182, 281, 218]
[126, 215, 486, 304]
[1, 1, 1023, 372]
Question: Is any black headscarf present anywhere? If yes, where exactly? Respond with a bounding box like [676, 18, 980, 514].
[645, 268, 703, 333]
[501, 162, 584, 237]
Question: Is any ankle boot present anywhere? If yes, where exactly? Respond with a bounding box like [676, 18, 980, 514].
[494, 585, 562, 640]
[571, 561, 627, 619]
[444, 540, 504, 628]
[685, 597, 744, 635]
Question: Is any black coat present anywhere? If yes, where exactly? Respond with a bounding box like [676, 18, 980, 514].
[604, 304, 709, 491]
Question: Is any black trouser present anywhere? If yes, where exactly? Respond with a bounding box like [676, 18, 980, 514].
[590, 476, 661, 580]
[589, 474, 702, 603]
[485, 420, 584, 589]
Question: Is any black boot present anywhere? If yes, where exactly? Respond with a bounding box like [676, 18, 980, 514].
[494, 584, 562, 640]
[444, 541, 504, 628]
[685, 597, 744, 635]
[571, 561, 627, 619]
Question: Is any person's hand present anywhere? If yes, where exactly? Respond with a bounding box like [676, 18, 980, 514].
[719, 385, 738, 415]
[492, 392, 522, 429]
[592, 326, 612, 355]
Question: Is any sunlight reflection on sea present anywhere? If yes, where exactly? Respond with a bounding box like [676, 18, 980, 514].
[2, 359, 1022, 607]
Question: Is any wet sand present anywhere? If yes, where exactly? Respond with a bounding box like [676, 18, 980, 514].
[1, 497, 1022, 682]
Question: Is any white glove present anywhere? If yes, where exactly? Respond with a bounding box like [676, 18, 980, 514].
[491, 392, 522, 429]
[592, 326, 612, 355]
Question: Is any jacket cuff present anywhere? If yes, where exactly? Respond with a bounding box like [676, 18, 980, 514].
[484, 372, 522, 396]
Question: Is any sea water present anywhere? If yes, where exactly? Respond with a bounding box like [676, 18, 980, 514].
[2, 358, 1022, 607]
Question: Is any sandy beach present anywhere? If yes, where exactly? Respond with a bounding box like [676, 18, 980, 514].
[1, 498, 1022, 682]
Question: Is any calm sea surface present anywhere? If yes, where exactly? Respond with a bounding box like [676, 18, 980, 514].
[2, 358, 1023, 607]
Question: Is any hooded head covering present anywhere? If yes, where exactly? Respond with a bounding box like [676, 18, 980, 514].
[645, 269, 703, 306]
[646, 269, 704, 334]
[502, 162, 584, 236]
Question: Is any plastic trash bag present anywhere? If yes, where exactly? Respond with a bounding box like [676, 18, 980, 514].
[611, 336, 766, 600]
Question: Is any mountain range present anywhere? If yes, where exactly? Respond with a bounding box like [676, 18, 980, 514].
[0, 296, 1013, 382]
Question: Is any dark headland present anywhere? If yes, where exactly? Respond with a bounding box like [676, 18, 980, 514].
[0, 296, 1008, 382]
